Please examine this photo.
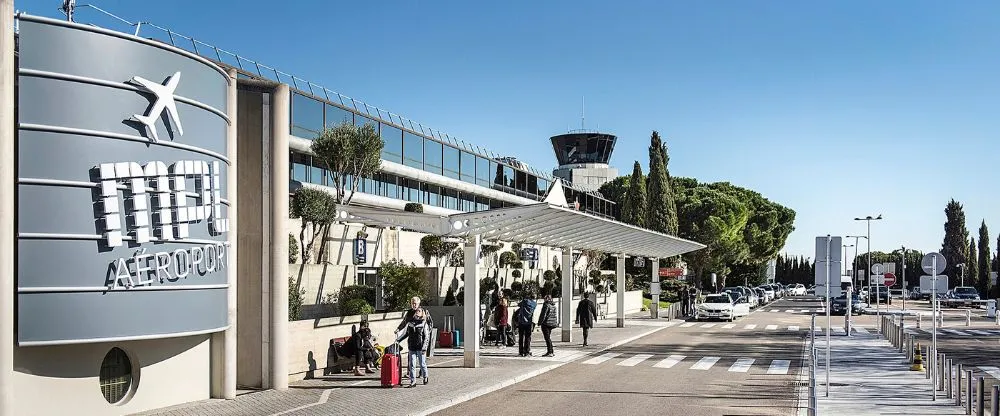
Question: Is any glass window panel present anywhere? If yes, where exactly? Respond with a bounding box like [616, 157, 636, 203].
[355, 114, 374, 128]
[537, 178, 548, 198]
[491, 161, 503, 188]
[515, 169, 527, 192]
[293, 163, 307, 182]
[443, 145, 460, 178]
[380, 123, 403, 164]
[476, 157, 490, 187]
[423, 139, 442, 174]
[460, 151, 476, 183]
[309, 161, 323, 186]
[503, 165, 514, 189]
[291, 93, 323, 138]
[403, 132, 423, 169]
[425, 184, 440, 207]
[325, 104, 353, 128]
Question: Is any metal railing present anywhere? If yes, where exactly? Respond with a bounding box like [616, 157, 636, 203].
[54, 3, 610, 199]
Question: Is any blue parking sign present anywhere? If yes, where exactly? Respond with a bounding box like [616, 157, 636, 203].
[354, 237, 367, 265]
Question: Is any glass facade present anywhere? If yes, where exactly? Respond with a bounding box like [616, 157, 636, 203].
[288, 89, 616, 218]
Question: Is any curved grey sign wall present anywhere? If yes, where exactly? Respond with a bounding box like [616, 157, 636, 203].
[16, 16, 231, 345]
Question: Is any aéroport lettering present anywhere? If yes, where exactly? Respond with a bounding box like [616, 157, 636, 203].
[109, 243, 229, 289]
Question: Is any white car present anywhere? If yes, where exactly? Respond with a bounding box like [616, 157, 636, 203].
[697, 293, 751, 322]
[790, 284, 807, 296]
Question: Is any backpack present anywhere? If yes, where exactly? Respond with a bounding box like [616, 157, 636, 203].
[543, 303, 559, 328]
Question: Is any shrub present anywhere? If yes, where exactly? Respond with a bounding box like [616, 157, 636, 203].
[338, 285, 375, 311]
[379, 260, 428, 311]
[404, 202, 424, 213]
[288, 234, 299, 264]
[499, 251, 518, 268]
[522, 280, 541, 299]
[288, 277, 306, 321]
[511, 269, 522, 279]
[443, 286, 457, 306]
[341, 298, 374, 315]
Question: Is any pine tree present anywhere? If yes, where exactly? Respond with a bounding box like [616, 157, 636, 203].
[968, 237, 978, 288]
[660, 140, 679, 235]
[940, 199, 969, 288]
[977, 221, 990, 296]
[621, 161, 647, 227]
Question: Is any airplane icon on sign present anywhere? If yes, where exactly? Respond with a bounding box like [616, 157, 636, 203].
[127, 71, 184, 143]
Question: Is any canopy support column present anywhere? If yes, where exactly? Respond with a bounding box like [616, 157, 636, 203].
[561, 247, 574, 342]
[617, 253, 626, 327]
[650, 257, 659, 318]
[463, 235, 481, 368]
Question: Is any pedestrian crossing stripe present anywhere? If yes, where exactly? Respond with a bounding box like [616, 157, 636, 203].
[788, 326, 800, 331]
[654, 355, 686, 369]
[729, 358, 754, 372]
[942, 329, 969, 336]
[617, 354, 653, 367]
[680, 322, 696, 328]
[967, 329, 992, 336]
[765, 325, 778, 330]
[583, 353, 791, 374]
[768, 360, 791, 375]
[784, 309, 794, 313]
[700, 323, 716, 328]
[722, 324, 735, 329]
[582, 352, 620, 365]
[854, 327, 870, 335]
[691, 357, 721, 370]
[745, 324, 757, 330]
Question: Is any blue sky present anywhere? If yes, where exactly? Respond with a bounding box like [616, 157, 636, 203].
[20, 0, 1000, 261]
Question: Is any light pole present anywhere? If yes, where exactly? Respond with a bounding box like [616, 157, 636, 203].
[854, 215, 883, 319]
[957, 263, 967, 286]
[843, 244, 854, 276]
[846, 235, 867, 288]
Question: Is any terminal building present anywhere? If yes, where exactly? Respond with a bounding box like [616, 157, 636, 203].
[0, 4, 703, 415]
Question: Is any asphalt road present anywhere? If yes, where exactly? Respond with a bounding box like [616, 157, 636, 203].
[433, 296, 823, 416]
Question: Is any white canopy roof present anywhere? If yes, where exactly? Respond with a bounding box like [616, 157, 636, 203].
[335, 203, 705, 259]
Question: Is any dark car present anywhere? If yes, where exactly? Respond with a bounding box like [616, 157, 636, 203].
[868, 285, 891, 303]
[948, 286, 980, 307]
[831, 294, 867, 315]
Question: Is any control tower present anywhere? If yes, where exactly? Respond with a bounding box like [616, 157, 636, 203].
[550, 130, 618, 192]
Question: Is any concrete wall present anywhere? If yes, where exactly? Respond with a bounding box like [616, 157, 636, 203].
[13, 336, 210, 416]
[287, 312, 405, 382]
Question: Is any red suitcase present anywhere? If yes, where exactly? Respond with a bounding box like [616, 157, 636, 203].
[381, 344, 401, 388]
[438, 330, 453, 348]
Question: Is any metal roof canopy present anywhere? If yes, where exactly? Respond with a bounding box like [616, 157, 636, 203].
[335, 203, 705, 258]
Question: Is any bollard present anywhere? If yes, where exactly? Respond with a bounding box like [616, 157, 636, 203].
[926, 345, 931, 379]
[968, 369, 974, 415]
[940, 354, 947, 391]
[978, 376, 985, 416]
[991, 384, 998, 416]
[919, 313, 923, 329]
[899, 325, 906, 352]
[947, 359, 953, 398]
[968, 310, 972, 327]
[907, 335, 913, 363]
[956, 363, 962, 404]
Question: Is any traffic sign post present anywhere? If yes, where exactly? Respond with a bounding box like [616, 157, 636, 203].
[871, 264, 884, 319]
[923, 252, 946, 401]
[883, 272, 897, 287]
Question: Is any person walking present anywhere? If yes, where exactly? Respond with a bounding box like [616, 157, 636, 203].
[576, 292, 598, 346]
[538, 294, 559, 357]
[395, 296, 433, 387]
[687, 286, 698, 316]
[515, 291, 537, 357]
[680, 285, 690, 317]
[494, 295, 509, 348]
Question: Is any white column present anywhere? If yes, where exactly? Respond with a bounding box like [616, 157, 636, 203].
[617, 253, 626, 328]
[221, 68, 238, 399]
[650, 258, 659, 318]
[0, 1, 16, 413]
[561, 247, 573, 342]
[269, 84, 290, 390]
[463, 235, 480, 368]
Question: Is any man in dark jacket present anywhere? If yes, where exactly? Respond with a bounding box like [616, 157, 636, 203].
[516, 291, 537, 357]
[538, 295, 559, 357]
[576, 292, 598, 346]
[680, 285, 690, 317]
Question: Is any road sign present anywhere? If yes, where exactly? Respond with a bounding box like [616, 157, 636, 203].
[519, 248, 538, 261]
[353, 237, 367, 265]
[649, 281, 661, 295]
[992, 272, 998, 286]
[658, 267, 684, 278]
[922, 252, 946, 275]
[814, 236, 843, 285]
[883, 272, 897, 286]
[871, 263, 884, 275]
[633, 257, 645, 267]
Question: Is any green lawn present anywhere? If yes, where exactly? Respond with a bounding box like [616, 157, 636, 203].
[642, 298, 671, 310]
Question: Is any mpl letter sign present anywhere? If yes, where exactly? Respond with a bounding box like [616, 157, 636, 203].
[99, 160, 230, 289]
[353, 237, 367, 265]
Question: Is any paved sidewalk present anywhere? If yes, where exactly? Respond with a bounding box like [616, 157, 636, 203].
[133, 315, 671, 416]
[810, 331, 967, 415]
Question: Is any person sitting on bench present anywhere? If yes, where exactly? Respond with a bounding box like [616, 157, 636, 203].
[340, 320, 378, 376]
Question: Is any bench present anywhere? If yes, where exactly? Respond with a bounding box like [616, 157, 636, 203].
[323, 336, 355, 375]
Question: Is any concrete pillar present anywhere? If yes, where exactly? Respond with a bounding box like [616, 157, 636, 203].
[650, 258, 659, 318]
[561, 247, 573, 342]
[269, 84, 290, 390]
[463, 235, 481, 368]
[1, 1, 15, 413]
[214, 68, 239, 399]
[616, 253, 626, 328]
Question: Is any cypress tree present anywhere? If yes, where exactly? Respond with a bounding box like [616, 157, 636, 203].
[621, 161, 647, 227]
[646, 131, 678, 235]
[968, 238, 978, 287]
[940, 199, 969, 289]
[977, 221, 990, 296]
[661, 140, 680, 236]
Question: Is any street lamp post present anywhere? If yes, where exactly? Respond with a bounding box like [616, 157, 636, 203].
[846, 235, 867, 287]
[843, 244, 854, 276]
[957, 264, 967, 286]
[854, 215, 883, 320]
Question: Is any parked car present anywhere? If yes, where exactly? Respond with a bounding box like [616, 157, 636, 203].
[790, 284, 807, 296]
[697, 293, 751, 321]
[868, 285, 891, 303]
[758, 286, 776, 302]
[948, 286, 981, 307]
[831, 293, 868, 315]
